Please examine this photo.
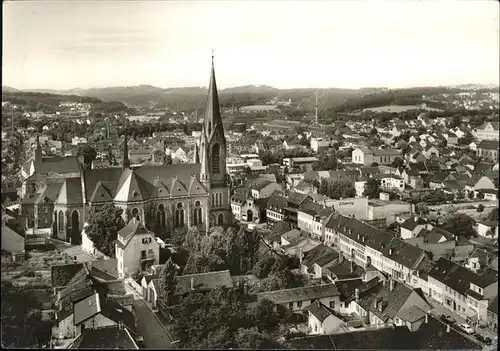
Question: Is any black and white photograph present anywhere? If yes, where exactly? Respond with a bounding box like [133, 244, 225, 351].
[1, 0, 499, 349]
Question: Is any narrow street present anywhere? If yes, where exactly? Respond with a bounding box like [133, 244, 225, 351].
[124, 280, 177, 349]
[427, 298, 497, 342]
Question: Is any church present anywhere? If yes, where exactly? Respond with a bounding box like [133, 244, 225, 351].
[20, 59, 232, 244]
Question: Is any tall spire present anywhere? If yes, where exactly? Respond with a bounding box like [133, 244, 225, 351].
[203, 51, 223, 139]
[122, 131, 130, 170]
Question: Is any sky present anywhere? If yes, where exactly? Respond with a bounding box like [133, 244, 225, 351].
[2, 0, 499, 90]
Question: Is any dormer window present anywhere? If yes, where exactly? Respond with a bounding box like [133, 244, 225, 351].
[133, 191, 138, 197]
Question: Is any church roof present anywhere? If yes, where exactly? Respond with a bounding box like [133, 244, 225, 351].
[203, 59, 224, 139]
[56, 178, 83, 205]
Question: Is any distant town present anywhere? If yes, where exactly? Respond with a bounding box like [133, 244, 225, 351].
[2, 64, 500, 350]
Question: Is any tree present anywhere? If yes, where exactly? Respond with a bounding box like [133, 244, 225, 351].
[486, 208, 499, 222]
[363, 178, 381, 199]
[1, 282, 50, 348]
[440, 213, 476, 239]
[477, 204, 485, 213]
[312, 152, 338, 171]
[77, 145, 97, 167]
[158, 258, 178, 304]
[234, 327, 281, 349]
[416, 202, 429, 216]
[391, 157, 404, 168]
[86, 203, 125, 257]
[248, 299, 280, 333]
[370, 128, 378, 136]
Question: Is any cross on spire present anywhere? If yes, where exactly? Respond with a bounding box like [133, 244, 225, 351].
[211, 50, 214, 65]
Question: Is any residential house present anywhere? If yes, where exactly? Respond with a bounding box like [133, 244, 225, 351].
[464, 248, 498, 275]
[352, 148, 402, 166]
[373, 173, 405, 192]
[249, 178, 281, 199]
[300, 244, 339, 280]
[428, 258, 498, 326]
[255, 284, 340, 313]
[476, 220, 498, 238]
[1, 218, 25, 262]
[422, 146, 439, 159]
[69, 325, 139, 349]
[287, 313, 483, 350]
[266, 193, 287, 223]
[283, 192, 313, 226]
[399, 216, 430, 239]
[473, 121, 499, 141]
[148, 269, 234, 307]
[297, 202, 332, 239]
[115, 220, 160, 279]
[476, 140, 499, 161]
[306, 301, 348, 335]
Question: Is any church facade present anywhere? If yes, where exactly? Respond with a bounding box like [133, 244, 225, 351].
[20, 61, 232, 244]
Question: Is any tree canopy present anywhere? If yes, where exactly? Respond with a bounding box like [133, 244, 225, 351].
[86, 203, 126, 257]
[171, 286, 283, 349]
[316, 179, 355, 200]
[440, 213, 477, 239]
[1, 282, 51, 348]
[363, 178, 382, 199]
[77, 145, 97, 167]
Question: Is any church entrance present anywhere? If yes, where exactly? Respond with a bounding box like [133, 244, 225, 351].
[71, 210, 81, 245]
[246, 210, 253, 222]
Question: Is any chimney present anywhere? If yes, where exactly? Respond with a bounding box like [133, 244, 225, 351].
[378, 300, 383, 312]
[373, 298, 378, 308]
[425, 313, 428, 324]
[243, 283, 248, 295]
[339, 252, 344, 263]
[118, 321, 124, 330]
[355, 288, 359, 302]
[298, 247, 303, 265]
[414, 215, 418, 222]
[389, 278, 394, 291]
[446, 324, 450, 333]
[190, 277, 195, 291]
[350, 261, 354, 273]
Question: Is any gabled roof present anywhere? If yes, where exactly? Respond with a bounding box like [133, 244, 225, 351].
[302, 244, 339, 268]
[477, 139, 500, 150]
[382, 238, 425, 270]
[117, 221, 154, 249]
[114, 169, 152, 202]
[256, 284, 340, 305]
[400, 216, 427, 231]
[55, 178, 83, 205]
[51, 263, 85, 288]
[287, 314, 482, 350]
[169, 177, 188, 197]
[188, 176, 208, 195]
[305, 301, 333, 322]
[175, 269, 234, 295]
[89, 181, 114, 203]
[70, 325, 138, 349]
[266, 193, 287, 212]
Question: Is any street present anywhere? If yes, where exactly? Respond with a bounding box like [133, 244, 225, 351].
[427, 298, 497, 343]
[133, 295, 176, 349]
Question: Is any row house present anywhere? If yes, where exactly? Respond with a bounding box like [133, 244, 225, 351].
[428, 258, 498, 326]
[297, 202, 333, 240]
[265, 193, 287, 223]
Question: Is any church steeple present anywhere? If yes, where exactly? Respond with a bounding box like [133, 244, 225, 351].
[122, 131, 130, 170]
[203, 51, 224, 140]
[199, 52, 227, 188]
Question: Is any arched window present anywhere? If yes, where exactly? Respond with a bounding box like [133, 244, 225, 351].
[217, 213, 224, 226]
[58, 210, 64, 232]
[193, 201, 202, 225]
[212, 144, 220, 174]
[131, 208, 140, 222]
[157, 204, 166, 228]
[175, 203, 184, 227]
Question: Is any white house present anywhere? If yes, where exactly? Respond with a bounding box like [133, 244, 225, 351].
[476, 220, 498, 239]
[115, 220, 160, 279]
[306, 301, 347, 335]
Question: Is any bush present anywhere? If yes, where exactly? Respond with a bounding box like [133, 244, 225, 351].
[477, 204, 484, 213]
[24, 270, 36, 277]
